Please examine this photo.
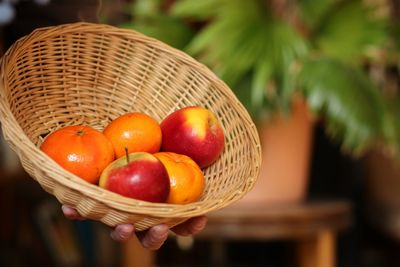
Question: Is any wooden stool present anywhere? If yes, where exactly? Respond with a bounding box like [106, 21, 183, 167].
[122, 200, 352, 267]
[196, 200, 352, 267]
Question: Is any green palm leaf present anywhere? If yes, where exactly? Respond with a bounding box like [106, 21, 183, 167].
[171, 0, 221, 19]
[298, 58, 389, 154]
[119, 0, 398, 154]
[179, 1, 309, 108]
[314, 0, 388, 64]
[298, 0, 339, 27]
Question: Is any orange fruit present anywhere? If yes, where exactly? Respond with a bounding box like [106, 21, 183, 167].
[40, 125, 115, 184]
[103, 112, 162, 158]
[154, 152, 205, 204]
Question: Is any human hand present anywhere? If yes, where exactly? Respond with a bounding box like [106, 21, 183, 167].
[61, 205, 207, 250]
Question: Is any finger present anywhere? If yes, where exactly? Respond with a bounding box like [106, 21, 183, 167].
[61, 205, 84, 220]
[171, 216, 208, 236]
[110, 224, 135, 242]
[137, 224, 169, 250]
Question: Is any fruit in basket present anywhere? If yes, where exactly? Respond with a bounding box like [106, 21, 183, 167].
[103, 112, 162, 158]
[99, 151, 170, 203]
[160, 106, 225, 168]
[154, 152, 205, 204]
[40, 125, 115, 184]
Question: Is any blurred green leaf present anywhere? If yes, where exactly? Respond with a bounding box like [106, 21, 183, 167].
[298, 0, 339, 27]
[298, 58, 388, 154]
[131, 0, 162, 18]
[186, 9, 308, 86]
[384, 95, 400, 153]
[171, 0, 221, 19]
[314, 0, 388, 64]
[251, 60, 273, 115]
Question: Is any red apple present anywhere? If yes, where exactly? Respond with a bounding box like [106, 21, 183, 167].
[160, 106, 225, 168]
[99, 152, 170, 203]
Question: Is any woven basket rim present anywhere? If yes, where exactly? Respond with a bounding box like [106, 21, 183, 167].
[0, 22, 262, 221]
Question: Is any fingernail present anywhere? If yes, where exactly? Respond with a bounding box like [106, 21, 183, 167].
[143, 225, 169, 250]
[111, 230, 130, 241]
[61, 205, 69, 214]
[111, 224, 134, 241]
[153, 224, 169, 236]
[61, 205, 75, 218]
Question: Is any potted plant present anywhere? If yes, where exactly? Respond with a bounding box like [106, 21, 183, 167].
[115, 0, 399, 205]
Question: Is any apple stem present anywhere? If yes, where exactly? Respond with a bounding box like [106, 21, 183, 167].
[125, 147, 130, 164]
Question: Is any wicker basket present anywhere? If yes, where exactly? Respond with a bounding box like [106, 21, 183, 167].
[0, 22, 261, 231]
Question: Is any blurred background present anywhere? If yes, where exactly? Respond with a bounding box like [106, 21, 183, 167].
[1, 0, 400, 266]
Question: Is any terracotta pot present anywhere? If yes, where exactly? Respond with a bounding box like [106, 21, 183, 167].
[235, 98, 315, 206]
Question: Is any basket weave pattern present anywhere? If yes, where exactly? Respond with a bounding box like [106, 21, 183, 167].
[0, 23, 261, 230]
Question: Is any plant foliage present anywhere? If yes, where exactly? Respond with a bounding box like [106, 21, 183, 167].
[119, 0, 399, 155]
